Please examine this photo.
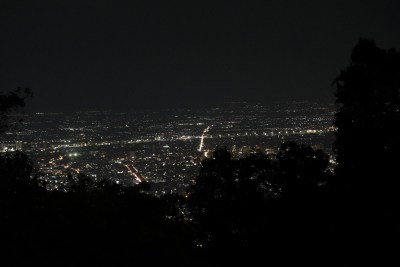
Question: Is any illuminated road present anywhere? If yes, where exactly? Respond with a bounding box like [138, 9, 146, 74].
[124, 164, 145, 183]
[198, 125, 212, 152]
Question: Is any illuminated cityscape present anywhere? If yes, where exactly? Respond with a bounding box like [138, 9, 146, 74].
[2, 102, 335, 195]
[2, 0, 399, 264]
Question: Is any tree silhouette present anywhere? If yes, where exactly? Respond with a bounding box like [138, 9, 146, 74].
[333, 39, 400, 199]
[0, 88, 49, 265]
[186, 143, 332, 264]
[332, 39, 400, 265]
[276, 141, 330, 198]
[0, 87, 32, 133]
[0, 87, 42, 211]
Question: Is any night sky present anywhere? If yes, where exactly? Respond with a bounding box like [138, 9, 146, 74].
[1, 0, 399, 112]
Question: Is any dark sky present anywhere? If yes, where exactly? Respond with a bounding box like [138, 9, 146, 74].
[1, 0, 400, 112]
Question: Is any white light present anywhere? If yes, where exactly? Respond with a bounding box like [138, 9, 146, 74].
[198, 125, 212, 152]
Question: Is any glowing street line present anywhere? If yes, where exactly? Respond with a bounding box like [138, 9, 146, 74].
[198, 125, 211, 152]
[124, 164, 144, 183]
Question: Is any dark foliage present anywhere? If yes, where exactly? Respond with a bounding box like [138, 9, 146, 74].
[332, 39, 400, 265]
[333, 39, 400, 196]
[186, 144, 333, 265]
[0, 87, 32, 132]
[0, 172, 198, 266]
